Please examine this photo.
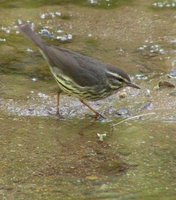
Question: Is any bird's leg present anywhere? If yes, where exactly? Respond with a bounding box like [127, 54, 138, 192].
[56, 91, 62, 116]
[80, 99, 105, 119]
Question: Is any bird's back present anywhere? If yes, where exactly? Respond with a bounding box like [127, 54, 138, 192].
[19, 23, 136, 100]
[43, 45, 108, 87]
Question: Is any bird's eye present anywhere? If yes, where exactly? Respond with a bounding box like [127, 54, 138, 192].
[117, 77, 124, 82]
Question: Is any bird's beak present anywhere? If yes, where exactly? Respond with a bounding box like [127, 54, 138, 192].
[127, 82, 140, 89]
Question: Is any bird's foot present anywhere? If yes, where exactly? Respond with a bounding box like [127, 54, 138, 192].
[94, 112, 106, 120]
[56, 110, 65, 119]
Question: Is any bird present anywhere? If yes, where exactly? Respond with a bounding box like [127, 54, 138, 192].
[19, 23, 140, 119]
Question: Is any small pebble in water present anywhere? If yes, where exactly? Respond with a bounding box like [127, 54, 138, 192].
[55, 11, 61, 16]
[119, 91, 127, 99]
[168, 69, 176, 78]
[89, 0, 98, 5]
[0, 38, 6, 42]
[143, 102, 154, 111]
[18, 19, 22, 25]
[37, 92, 49, 99]
[26, 48, 33, 52]
[152, 1, 176, 8]
[116, 108, 129, 117]
[67, 34, 73, 40]
[57, 29, 63, 33]
[158, 81, 175, 89]
[169, 91, 176, 96]
[97, 133, 107, 142]
[145, 89, 151, 97]
[31, 77, 37, 82]
[135, 74, 148, 80]
[138, 43, 166, 55]
[170, 39, 176, 44]
[40, 14, 46, 19]
[1, 26, 11, 34]
[56, 34, 73, 42]
[39, 28, 53, 38]
[40, 11, 61, 19]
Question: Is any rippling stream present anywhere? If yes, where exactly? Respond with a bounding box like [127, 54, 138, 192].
[0, 0, 176, 199]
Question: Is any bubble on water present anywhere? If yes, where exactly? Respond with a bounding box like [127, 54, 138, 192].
[57, 29, 64, 33]
[17, 19, 22, 25]
[56, 34, 73, 42]
[152, 1, 176, 8]
[40, 14, 46, 19]
[37, 92, 49, 99]
[55, 11, 61, 16]
[0, 38, 6, 42]
[67, 34, 73, 40]
[26, 48, 33, 53]
[40, 11, 62, 19]
[169, 39, 176, 44]
[171, 60, 176, 67]
[138, 42, 166, 55]
[97, 133, 107, 142]
[89, 0, 98, 4]
[1, 26, 11, 34]
[116, 108, 130, 117]
[135, 74, 148, 80]
[39, 28, 53, 38]
[39, 26, 73, 42]
[31, 77, 37, 82]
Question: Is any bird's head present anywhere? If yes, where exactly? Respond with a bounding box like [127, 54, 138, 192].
[106, 66, 140, 90]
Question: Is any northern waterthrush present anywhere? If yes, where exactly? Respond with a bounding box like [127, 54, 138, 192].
[19, 24, 140, 118]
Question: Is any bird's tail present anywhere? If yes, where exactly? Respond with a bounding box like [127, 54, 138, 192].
[19, 23, 45, 50]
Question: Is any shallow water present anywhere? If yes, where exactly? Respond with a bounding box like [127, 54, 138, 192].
[0, 0, 176, 199]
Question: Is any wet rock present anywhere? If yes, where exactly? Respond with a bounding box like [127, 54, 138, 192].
[31, 77, 37, 82]
[0, 38, 6, 42]
[119, 91, 127, 99]
[85, 175, 99, 180]
[169, 91, 176, 97]
[168, 70, 176, 78]
[142, 102, 154, 111]
[40, 12, 61, 20]
[135, 74, 148, 80]
[39, 28, 53, 38]
[116, 47, 126, 56]
[1, 26, 11, 34]
[89, 0, 98, 5]
[56, 34, 73, 42]
[145, 89, 151, 97]
[153, 1, 176, 8]
[116, 108, 130, 117]
[97, 133, 107, 142]
[158, 81, 175, 89]
[137, 43, 166, 57]
[28, 108, 34, 112]
[38, 26, 73, 42]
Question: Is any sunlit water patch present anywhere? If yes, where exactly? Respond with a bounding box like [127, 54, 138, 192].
[137, 41, 166, 56]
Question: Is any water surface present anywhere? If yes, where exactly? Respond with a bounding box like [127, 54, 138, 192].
[0, 0, 176, 199]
